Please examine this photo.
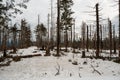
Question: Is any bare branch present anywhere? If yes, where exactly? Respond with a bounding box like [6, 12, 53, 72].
[55, 62, 61, 76]
[91, 65, 101, 75]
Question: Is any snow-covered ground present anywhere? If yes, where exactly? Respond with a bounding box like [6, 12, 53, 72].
[8, 46, 45, 56]
[0, 47, 120, 80]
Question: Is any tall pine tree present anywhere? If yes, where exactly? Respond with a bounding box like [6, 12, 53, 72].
[60, 0, 74, 52]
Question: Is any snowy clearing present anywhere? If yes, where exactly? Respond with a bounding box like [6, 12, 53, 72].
[0, 47, 120, 80]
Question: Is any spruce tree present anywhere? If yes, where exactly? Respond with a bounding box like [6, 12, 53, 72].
[60, 0, 74, 52]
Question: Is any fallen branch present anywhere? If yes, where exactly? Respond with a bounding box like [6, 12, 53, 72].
[91, 65, 101, 75]
[55, 62, 61, 76]
[79, 73, 81, 78]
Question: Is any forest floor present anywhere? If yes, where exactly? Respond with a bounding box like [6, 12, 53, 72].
[0, 46, 120, 80]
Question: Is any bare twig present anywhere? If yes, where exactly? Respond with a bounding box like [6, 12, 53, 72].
[55, 62, 61, 76]
[79, 73, 81, 78]
[91, 65, 101, 75]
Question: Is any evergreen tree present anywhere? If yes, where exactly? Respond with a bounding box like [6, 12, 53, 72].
[0, 0, 29, 55]
[35, 23, 47, 49]
[20, 19, 31, 48]
[60, 0, 74, 52]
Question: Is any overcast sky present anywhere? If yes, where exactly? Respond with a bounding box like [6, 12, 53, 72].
[13, 0, 118, 35]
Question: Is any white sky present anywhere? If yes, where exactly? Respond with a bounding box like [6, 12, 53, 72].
[13, 0, 118, 38]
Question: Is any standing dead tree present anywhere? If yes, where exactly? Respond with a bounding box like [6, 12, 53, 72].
[119, 0, 120, 58]
[73, 19, 75, 52]
[100, 25, 103, 53]
[113, 25, 116, 54]
[86, 25, 89, 52]
[113, 0, 120, 58]
[45, 14, 50, 56]
[81, 22, 86, 58]
[95, 3, 100, 58]
[50, 0, 54, 51]
[84, 3, 103, 58]
[108, 19, 112, 58]
[56, 0, 60, 56]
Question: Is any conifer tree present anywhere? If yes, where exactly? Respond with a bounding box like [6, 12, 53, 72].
[60, 0, 74, 52]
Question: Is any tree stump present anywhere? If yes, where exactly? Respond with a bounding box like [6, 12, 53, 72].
[82, 51, 85, 58]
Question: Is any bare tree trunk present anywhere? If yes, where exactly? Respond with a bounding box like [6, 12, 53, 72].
[13, 31, 17, 53]
[45, 14, 50, 56]
[81, 22, 86, 58]
[0, 27, 1, 51]
[65, 27, 68, 52]
[71, 25, 72, 48]
[18, 31, 21, 49]
[90, 25, 92, 49]
[50, 0, 54, 51]
[50, 27, 54, 50]
[73, 19, 75, 52]
[96, 3, 100, 58]
[113, 26, 116, 54]
[56, 0, 60, 56]
[2, 27, 7, 57]
[86, 25, 89, 52]
[109, 19, 112, 59]
[100, 25, 103, 53]
[47, 13, 50, 45]
[119, 0, 120, 58]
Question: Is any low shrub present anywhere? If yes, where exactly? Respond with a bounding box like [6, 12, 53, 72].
[12, 56, 21, 62]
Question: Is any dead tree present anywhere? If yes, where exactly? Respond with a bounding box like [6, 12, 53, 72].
[95, 3, 100, 58]
[47, 14, 50, 42]
[73, 19, 75, 52]
[56, 0, 60, 56]
[113, 26, 116, 54]
[71, 24, 73, 48]
[89, 25, 92, 49]
[119, 0, 120, 58]
[50, 26, 54, 50]
[45, 14, 50, 56]
[50, 0, 54, 50]
[0, 27, 1, 51]
[100, 25, 103, 52]
[65, 27, 68, 52]
[81, 22, 86, 58]
[108, 19, 112, 58]
[86, 25, 89, 52]
[112, 0, 120, 58]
